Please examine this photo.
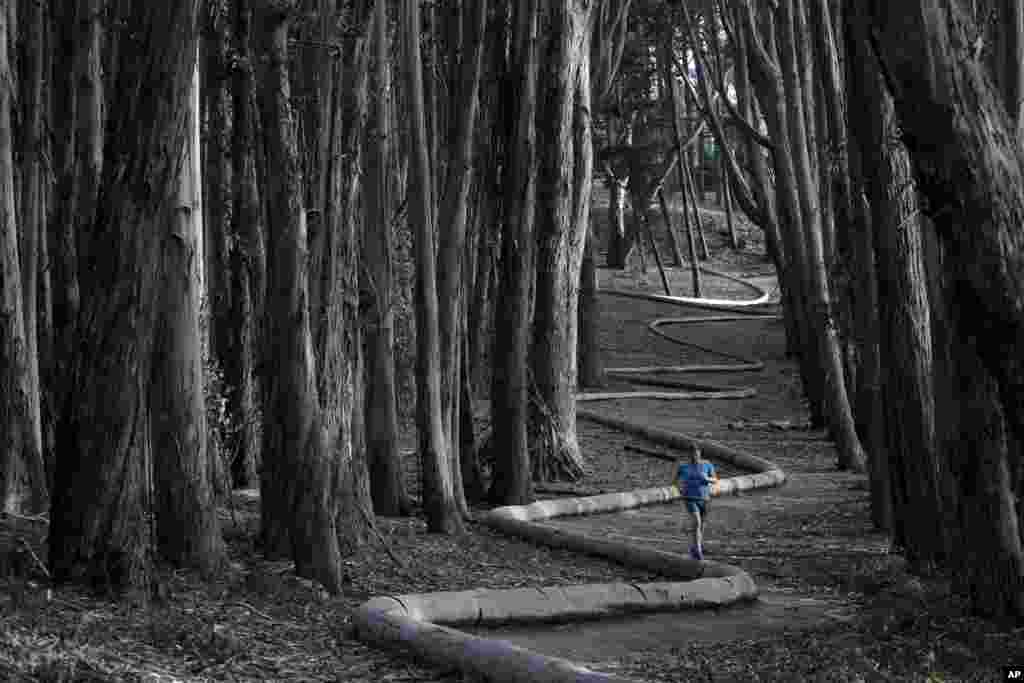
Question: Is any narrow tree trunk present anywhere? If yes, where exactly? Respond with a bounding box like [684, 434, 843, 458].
[204, 1, 233, 398]
[721, 151, 739, 249]
[489, 0, 540, 505]
[364, 0, 409, 517]
[437, 0, 488, 522]
[151, 58, 224, 573]
[578, 221, 606, 388]
[403, 0, 463, 533]
[780, 0, 864, 467]
[17, 0, 44, 503]
[575, 11, 604, 391]
[321, 1, 374, 555]
[657, 189, 684, 267]
[227, 0, 264, 488]
[255, 0, 347, 590]
[49, 0, 199, 591]
[737, 0, 825, 425]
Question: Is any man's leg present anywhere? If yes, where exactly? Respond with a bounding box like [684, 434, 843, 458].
[693, 508, 703, 552]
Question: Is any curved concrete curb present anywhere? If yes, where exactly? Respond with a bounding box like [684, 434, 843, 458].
[353, 277, 787, 683]
[576, 389, 756, 401]
[353, 419, 781, 683]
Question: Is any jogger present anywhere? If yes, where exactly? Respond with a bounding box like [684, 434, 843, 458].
[674, 446, 718, 560]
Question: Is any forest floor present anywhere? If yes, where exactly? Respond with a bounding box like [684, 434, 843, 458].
[2, 202, 1023, 682]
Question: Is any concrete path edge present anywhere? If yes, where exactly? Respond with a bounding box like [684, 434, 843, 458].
[352, 278, 786, 683]
[352, 417, 784, 683]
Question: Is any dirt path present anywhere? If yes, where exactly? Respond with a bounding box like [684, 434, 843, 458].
[466, 275, 889, 670]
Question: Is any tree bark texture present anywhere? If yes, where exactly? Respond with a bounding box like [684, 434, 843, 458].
[49, 0, 199, 591]
[0, 0, 45, 514]
[17, 0, 44, 499]
[437, 0, 489, 522]
[489, 0, 540, 506]
[151, 58, 224, 573]
[778, 0, 866, 473]
[867, 0, 1024, 616]
[227, 0, 264, 488]
[530, 0, 594, 483]
[256, 0, 350, 591]
[364, 0, 410, 517]
[403, 0, 463, 533]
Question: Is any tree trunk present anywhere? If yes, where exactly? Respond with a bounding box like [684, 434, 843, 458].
[255, 0, 348, 591]
[321, 0, 374, 555]
[577, 222, 606, 388]
[0, 0, 45, 513]
[403, 0, 463, 533]
[17, 0, 44, 502]
[226, 0, 264, 489]
[867, 0, 1024, 616]
[573, 7, 603, 390]
[489, 0, 540, 505]
[151, 58, 224, 573]
[49, 0, 199, 592]
[658, 189, 685, 267]
[530, 0, 593, 484]
[364, 0, 409, 517]
[742, 0, 828, 422]
[780, 0, 865, 473]
[204, 0, 233, 403]
[437, 0, 488, 522]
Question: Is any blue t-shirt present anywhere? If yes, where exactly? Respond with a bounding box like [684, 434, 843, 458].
[678, 462, 716, 499]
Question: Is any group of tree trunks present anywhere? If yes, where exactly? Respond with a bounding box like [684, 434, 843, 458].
[0, 0, 1020, 617]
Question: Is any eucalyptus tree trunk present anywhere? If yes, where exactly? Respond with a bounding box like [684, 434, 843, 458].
[530, 0, 594, 483]
[151, 58, 224, 573]
[403, 0, 463, 532]
[735, 0, 825, 425]
[49, 0, 199, 591]
[0, 0, 45, 513]
[364, 0, 409, 517]
[867, 0, 1024, 617]
[17, 0, 43, 496]
[320, 0, 374, 555]
[204, 0, 233, 398]
[227, 0, 264, 488]
[255, 0, 350, 590]
[437, 0, 488, 521]
[489, 0, 540, 505]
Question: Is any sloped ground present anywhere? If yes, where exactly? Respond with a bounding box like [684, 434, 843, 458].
[2, 208, 1022, 681]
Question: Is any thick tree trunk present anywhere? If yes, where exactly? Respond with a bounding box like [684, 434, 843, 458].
[226, 0, 264, 489]
[403, 0, 463, 533]
[255, 0, 347, 591]
[49, 0, 199, 592]
[489, 0, 540, 506]
[364, 0, 409, 517]
[17, 0, 44, 502]
[0, 0, 45, 513]
[867, 0, 1024, 616]
[151, 59, 224, 573]
[530, 0, 593, 484]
